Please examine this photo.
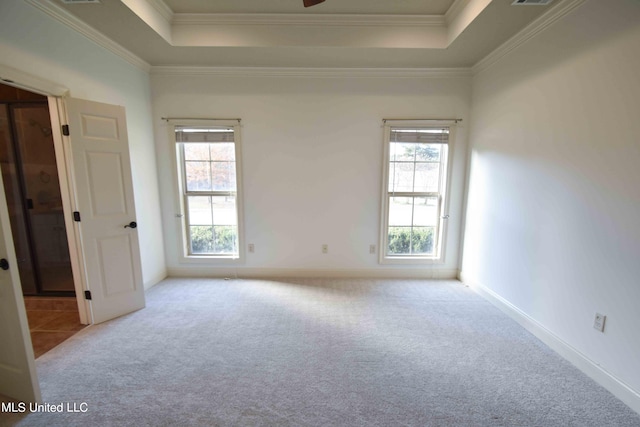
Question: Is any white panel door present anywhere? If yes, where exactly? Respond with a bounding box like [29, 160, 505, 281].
[65, 98, 144, 324]
[0, 169, 40, 402]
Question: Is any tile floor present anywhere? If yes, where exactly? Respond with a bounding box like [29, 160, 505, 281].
[24, 297, 87, 358]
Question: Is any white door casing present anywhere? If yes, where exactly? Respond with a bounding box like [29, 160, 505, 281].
[64, 98, 145, 324]
[50, 97, 90, 325]
[0, 167, 41, 403]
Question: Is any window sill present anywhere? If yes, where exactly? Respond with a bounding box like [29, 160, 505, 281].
[179, 255, 243, 265]
[379, 256, 444, 265]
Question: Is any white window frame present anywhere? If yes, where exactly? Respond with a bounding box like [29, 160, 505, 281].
[169, 119, 244, 264]
[379, 121, 455, 264]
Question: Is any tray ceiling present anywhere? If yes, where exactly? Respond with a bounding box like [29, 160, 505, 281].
[41, 0, 560, 69]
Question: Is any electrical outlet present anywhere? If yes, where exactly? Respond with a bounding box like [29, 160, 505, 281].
[369, 244, 376, 254]
[248, 243, 255, 253]
[322, 244, 328, 254]
[593, 313, 606, 332]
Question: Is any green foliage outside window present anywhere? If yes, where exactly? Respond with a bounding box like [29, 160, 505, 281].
[388, 227, 434, 255]
[190, 225, 237, 254]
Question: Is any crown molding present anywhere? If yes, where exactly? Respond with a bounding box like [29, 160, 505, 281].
[145, 0, 173, 22]
[172, 13, 445, 27]
[25, 0, 151, 73]
[444, 0, 471, 24]
[138, 0, 448, 28]
[151, 66, 472, 79]
[472, 0, 587, 75]
[25, 0, 586, 77]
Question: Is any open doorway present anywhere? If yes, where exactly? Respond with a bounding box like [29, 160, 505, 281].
[0, 67, 146, 402]
[0, 82, 86, 357]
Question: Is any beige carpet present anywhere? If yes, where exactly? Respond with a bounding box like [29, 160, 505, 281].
[2, 278, 639, 426]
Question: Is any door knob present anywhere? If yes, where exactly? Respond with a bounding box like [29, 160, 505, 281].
[124, 221, 137, 229]
[0, 259, 9, 270]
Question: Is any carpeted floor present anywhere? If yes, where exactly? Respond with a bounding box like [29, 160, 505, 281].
[2, 278, 639, 426]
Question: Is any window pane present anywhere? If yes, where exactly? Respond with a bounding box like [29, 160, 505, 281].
[415, 144, 441, 162]
[213, 226, 238, 254]
[411, 227, 435, 255]
[388, 227, 412, 255]
[389, 197, 414, 226]
[210, 143, 235, 161]
[390, 142, 415, 162]
[187, 199, 238, 255]
[413, 197, 439, 227]
[190, 225, 213, 254]
[211, 161, 236, 191]
[384, 127, 448, 259]
[188, 196, 212, 225]
[387, 226, 435, 256]
[211, 196, 237, 226]
[414, 162, 440, 192]
[389, 162, 415, 192]
[185, 161, 212, 191]
[179, 136, 241, 257]
[388, 197, 438, 256]
[184, 144, 210, 161]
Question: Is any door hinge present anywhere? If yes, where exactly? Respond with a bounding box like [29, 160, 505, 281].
[84, 290, 92, 300]
[73, 211, 81, 222]
[62, 124, 70, 136]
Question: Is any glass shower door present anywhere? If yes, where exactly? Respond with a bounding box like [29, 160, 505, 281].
[11, 104, 75, 293]
[0, 104, 38, 294]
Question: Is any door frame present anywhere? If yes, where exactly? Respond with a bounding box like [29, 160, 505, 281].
[0, 63, 91, 324]
[49, 97, 91, 324]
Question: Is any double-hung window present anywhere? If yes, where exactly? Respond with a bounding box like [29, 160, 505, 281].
[172, 122, 243, 260]
[380, 123, 453, 263]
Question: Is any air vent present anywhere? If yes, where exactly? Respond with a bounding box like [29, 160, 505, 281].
[61, 0, 100, 4]
[512, 0, 553, 5]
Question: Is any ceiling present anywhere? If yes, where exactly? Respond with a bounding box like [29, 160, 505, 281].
[40, 0, 561, 69]
[162, 0, 457, 15]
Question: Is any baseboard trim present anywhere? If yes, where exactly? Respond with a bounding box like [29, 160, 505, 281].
[459, 272, 640, 416]
[167, 267, 459, 280]
[144, 269, 169, 290]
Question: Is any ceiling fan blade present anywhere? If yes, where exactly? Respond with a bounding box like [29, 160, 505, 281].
[303, 0, 326, 7]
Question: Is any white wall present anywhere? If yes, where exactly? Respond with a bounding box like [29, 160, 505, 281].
[0, 1, 166, 288]
[152, 73, 470, 277]
[462, 0, 640, 409]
